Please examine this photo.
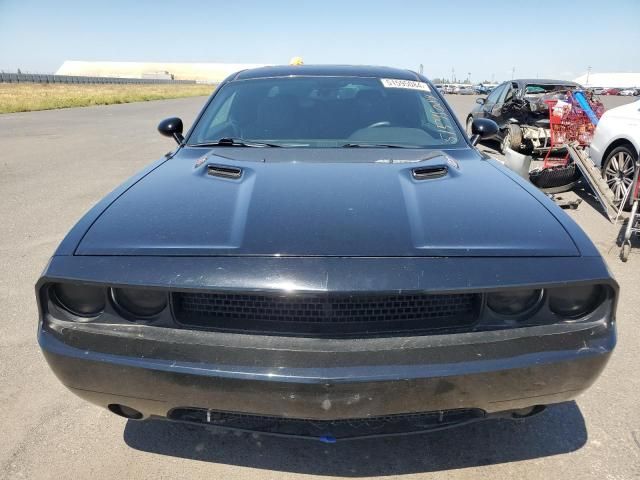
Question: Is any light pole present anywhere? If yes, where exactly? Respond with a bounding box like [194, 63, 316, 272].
[586, 66, 592, 86]
[468, 72, 471, 84]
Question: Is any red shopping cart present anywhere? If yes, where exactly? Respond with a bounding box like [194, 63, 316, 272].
[543, 92, 601, 168]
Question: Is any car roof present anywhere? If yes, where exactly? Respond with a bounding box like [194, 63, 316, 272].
[511, 79, 581, 87]
[232, 65, 422, 81]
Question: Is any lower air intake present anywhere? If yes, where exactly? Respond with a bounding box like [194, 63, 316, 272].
[168, 408, 486, 440]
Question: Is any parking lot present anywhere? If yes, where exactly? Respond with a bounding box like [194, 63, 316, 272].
[1, 94, 638, 479]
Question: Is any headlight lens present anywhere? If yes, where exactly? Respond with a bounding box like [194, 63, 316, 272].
[487, 289, 542, 316]
[548, 285, 603, 318]
[111, 288, 167, 318]
[52, 283, 105, 317]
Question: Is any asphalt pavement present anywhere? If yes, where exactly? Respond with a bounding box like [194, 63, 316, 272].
[1, 94, 638, 480]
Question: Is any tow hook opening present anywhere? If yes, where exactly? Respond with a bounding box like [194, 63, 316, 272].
[510, 405, 547, 419]
[108, 404, 144, 420]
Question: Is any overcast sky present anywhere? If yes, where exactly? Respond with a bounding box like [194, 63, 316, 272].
[1, 0, 638, 82]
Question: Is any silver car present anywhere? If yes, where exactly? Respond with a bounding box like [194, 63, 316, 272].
[590, 99, 640, 208]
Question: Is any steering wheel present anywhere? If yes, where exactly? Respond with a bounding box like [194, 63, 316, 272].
[366, 121, 392, 128]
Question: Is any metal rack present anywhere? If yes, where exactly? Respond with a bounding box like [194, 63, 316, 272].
[620, 160, 640, 262]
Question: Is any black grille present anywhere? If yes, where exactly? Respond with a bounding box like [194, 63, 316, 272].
[168, 408, 486, 440]
[172, 291, 480, 337]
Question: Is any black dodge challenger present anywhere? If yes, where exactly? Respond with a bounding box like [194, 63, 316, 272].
[37, 65, 617, 441]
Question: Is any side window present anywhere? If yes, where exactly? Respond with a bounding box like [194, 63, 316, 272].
[190, 88, 239, 143]
[503, 89, 513, 102]
[498, 85, 511, 104]
[485, 83, 505, 104]
[502, 82, 518, 103]
[210, 91, 236, 127]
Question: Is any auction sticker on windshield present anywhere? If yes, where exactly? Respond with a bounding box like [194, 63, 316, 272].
[380, 78, 431, 92]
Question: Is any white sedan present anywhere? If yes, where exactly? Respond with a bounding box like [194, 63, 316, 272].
[590, 100, 640, 208]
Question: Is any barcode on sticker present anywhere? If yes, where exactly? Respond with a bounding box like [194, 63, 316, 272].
[380, 78, 430, 92]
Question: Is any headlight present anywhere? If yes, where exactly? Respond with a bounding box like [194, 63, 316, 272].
[548, 285, 603, 318]
[52, 283, 105, 317]
[111, 288, 167, 318]
[487, 289, 542, 316]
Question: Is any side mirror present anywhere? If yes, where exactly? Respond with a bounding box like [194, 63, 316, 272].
[158, 117, 184, 144]
[476, 97, 486, 105]
[470, 118, 499, 146]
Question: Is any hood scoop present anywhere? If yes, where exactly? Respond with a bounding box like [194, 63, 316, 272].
[207, 164, 243, 179]
[412, 165, 448, 180]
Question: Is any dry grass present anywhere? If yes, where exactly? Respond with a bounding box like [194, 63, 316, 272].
[0, 83, 215, 113]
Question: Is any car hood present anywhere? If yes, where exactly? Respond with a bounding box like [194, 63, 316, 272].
[76, 148, 579, 257]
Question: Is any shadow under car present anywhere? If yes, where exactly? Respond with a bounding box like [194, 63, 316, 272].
[123, 401, 586, 477]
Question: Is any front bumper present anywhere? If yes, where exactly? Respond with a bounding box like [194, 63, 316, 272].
[40, 316, 614, 424]
[37, 255, 617, 438]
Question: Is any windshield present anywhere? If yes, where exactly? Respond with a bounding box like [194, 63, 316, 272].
[187, 76, 464, 148]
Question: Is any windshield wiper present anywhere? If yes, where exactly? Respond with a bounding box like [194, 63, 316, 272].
[190, 138, 281, 148]
[341, 142, 417, 148]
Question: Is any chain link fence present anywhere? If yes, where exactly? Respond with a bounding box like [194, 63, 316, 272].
[0, 72, 196, 84]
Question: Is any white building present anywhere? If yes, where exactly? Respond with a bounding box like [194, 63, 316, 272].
[573, 72, 640, 88]
[55, 61, 267, 83]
